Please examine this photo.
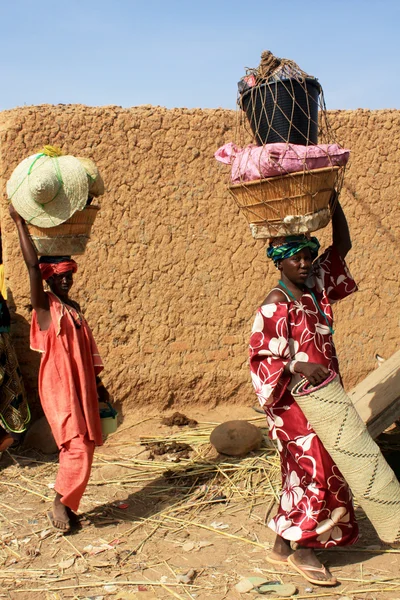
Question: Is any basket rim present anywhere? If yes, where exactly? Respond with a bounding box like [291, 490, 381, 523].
[82, 205, 100, 211]
[229, 166, 340, 190]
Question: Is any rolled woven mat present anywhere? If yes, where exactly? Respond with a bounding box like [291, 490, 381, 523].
[291, 372, 400, 544]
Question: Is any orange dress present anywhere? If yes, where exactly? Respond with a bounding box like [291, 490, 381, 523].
[30, 292, 103, 448]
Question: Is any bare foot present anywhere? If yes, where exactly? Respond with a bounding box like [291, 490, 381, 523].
[267, 535, 293, 564]
[288, 548, 337, 586]
[48, 493, 70, 532]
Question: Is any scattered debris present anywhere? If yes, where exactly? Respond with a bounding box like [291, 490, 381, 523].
[114, 502, 129, 509]
[144, 440, 192, 461]
[1, 416, 398, 600]
[210, 521, 230, 530]
[83, 542, 114, 555]
[176, 568, 196, 584]
[235, 577, 297, 596]
[235, 578, 254, 593]
[103, 584, 118, 592]
[161, 412, 198, 427]
[58, 556, 76, 569]
[181, 540, 213, 552]
[181, 541, 196, 552]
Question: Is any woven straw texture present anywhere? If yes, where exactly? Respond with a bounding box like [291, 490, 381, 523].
[27, 206, 99, 256]
[292, 375, 400, 544]
[249, 207, 331, 238]
[77, 157, 105, 197]
[7, 154, 88, 228]
[30, 235, 89, 256]
[228, 166, 339, 238]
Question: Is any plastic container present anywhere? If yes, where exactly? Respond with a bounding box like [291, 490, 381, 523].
[99, 401, 118, 436]
[240, 78, 321, 146]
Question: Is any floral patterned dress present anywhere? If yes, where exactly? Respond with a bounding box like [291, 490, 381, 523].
[249, 246, 359, 548]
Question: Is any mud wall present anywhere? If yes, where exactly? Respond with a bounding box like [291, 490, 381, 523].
[0, 105, 399, 414]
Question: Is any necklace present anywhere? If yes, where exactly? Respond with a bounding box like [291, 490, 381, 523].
[278, 280, 334, 335]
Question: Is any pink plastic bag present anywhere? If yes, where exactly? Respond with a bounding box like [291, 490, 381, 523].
[214, 142, 350, 183]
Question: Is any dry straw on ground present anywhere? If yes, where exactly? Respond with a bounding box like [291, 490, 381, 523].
[1, 416, 399, 599]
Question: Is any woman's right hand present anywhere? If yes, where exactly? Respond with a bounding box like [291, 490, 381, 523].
[295, 362, 330, 386]
[9, 204, 24, 225]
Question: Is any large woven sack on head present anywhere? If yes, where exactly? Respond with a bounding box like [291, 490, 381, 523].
[77, 157, 105, 197]
[210, 420, 263, 456]
[292, 373, 400, 545]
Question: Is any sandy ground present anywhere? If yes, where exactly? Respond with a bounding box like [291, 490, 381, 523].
[1, 406, 399, 600]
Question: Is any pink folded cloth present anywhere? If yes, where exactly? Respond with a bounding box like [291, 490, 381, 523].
[215, 142, 350, 183]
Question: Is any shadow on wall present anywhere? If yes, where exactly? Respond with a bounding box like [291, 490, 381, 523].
[365, 368, 400, 438]
[344, 181, 398, 245]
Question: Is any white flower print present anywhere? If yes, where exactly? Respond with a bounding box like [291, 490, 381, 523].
[270, 515, 303, 541]
[251, 311, 264, 333]
[250, 372, 274, 406]
[291, 495, 330, 529]
[261, 303, 278, 319]
[315, 323, 332, 336]
[295, 433, 316, 452]
[315, 506, 350, 544]
[282, 525, 304, 541]
[281, 471, 304, 511]
[269, 336, 289, 358]
[270, 515, 292, 536]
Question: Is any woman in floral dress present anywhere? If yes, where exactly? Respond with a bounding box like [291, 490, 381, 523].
[249, 200, 358, 586]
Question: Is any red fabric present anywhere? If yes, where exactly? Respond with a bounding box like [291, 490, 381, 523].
[249, 246, 359, 548]
[39, 260, 78, 281]
[55, 434, 95, 511]
[30, 291, 103, 448]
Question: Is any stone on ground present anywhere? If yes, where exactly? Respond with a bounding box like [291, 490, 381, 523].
[210, 420, 263, 456]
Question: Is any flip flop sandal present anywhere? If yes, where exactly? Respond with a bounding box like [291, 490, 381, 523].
[266, 552, 292, 565]
[46, 511, 71, 533]
[287, 554, 337, 587]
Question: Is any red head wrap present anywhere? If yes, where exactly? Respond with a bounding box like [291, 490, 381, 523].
[39, 260, 78, 281]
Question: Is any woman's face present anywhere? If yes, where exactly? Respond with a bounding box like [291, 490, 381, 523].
[48, 271, 74, 298]
[279, 247, 312, 286]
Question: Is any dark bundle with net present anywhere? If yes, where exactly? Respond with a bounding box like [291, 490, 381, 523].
[215, 51, 349, 239]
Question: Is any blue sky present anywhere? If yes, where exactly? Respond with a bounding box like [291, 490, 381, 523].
[1, 0, 399, 111]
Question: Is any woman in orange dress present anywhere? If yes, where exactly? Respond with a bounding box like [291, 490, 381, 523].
[10, 205, 103, 532]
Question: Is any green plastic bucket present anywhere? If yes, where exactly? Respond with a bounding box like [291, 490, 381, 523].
[99, 402, 118, 436]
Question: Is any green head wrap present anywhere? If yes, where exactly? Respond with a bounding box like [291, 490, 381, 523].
[267, 235, 320, 265]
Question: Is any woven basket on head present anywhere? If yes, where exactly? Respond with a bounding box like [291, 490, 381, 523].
[27, 205, 99, 256]
[229, 166, 339, 238]
[292, 373, 400, 545]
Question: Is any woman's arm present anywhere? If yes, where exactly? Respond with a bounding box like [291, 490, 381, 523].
[9, 205, 50, 328]
[284, 360, 330, 386]
[331, 192, 352, 259]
